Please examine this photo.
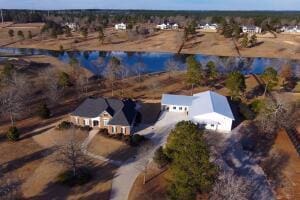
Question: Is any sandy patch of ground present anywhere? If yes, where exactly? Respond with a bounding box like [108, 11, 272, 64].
[181, 31, 239, 57]
[0, 136, 44, 190]
[128, 163, 169, 200]
[21, 125, 115, 199]
[87, 134, 137, 162]
[273, 130, 300, 200]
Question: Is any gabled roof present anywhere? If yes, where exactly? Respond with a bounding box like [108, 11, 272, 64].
[190, 91, 235, 120]
[161, 94, 197, 107]
[161, 91, 234, 120]
[72, 97, 136, 126]
[72, 98, 108, 118]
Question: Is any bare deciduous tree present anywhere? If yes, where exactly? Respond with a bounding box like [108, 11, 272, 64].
[75, 68, 90, 98]
[104, 57, 122, 97]
[135, 141, 154, 185]
[54, 129, 90, 177]
[164, 58, 180, 79]
[256, 95, 296, 134]
[210, 171, 252, 200]
[43, 69, 64, 104]
[132, 61, 146, 83]
[0, 73, 29, 126]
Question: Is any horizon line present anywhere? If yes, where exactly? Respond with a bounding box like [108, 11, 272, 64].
[2, 8, 300, 12]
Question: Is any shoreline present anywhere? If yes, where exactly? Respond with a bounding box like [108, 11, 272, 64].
[1, 45, 300, 61]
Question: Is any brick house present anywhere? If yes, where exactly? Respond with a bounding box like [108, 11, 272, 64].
[70, 97, 137, 135]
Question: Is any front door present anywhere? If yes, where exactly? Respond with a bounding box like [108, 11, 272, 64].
[93, 120, 99, 127]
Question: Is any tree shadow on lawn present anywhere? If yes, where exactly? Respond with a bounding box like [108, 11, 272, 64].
[0, 148, 54, 177]
[20, 126, 55, 140]
[29, 162, 116, 200]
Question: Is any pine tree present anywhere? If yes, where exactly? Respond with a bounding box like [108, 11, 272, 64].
[165, 121, 217, 200]
[240, 34, 249, 48]
[225, 71, 246, 100]
[186, 56, 203, 87]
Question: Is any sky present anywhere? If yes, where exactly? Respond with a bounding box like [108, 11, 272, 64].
[1, 0, 300, 10]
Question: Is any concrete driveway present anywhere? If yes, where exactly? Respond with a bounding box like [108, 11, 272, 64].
[110, 111, 187, 200]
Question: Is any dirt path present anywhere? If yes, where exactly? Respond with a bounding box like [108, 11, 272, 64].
[274, 130, 300, 199]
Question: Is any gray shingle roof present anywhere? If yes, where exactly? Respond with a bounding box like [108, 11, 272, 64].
[72, 97, 136, 126]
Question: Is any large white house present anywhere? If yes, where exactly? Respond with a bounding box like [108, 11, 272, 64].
[161, 91, 235, 133]
[242, 26, 262, 34]
[115, 23, 127, 30]
[280, 26, 300, 33]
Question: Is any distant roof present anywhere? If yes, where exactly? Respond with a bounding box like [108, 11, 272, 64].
[161, 94, 197, 107]
[72, 97, 136, 126]
[161, 91, 234, 120]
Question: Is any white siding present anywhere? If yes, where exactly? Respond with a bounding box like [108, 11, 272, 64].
[162, 104, 189, 113]
[191, 112, 233, 133]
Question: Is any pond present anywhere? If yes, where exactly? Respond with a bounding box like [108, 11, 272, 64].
[0, 47, 299, 76]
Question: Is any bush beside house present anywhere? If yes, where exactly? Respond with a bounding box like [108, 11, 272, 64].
[98, 128, 145, 146]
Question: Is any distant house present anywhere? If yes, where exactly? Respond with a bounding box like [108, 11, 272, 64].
[64, 22, 79, 32]
[172, 23, 179, 29]
[161, 91, 235, 133]
[70, 97, 137, 135]
[156, 23, 167, 30]
[242, 26, 262, 34]
[280, 25, 300, 33]
[198, 23, 218, 31]
[115, 23, 127, 30]
[156, 23, 178, 30]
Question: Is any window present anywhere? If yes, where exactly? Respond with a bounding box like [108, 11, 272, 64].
[112, 126, 117, 133]
[179, 107, 182, 110]
[185, 107, 188, 111]
[75, 117, 79, 124]
[211, 124, 215, 127]
[103, 119, 109, 126]
[84, 119, 90, 126]
[173, 106, 176, 110]
[121, 127, 126, 134]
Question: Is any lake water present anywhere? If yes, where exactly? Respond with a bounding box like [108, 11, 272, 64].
[0, 47, 299, 76]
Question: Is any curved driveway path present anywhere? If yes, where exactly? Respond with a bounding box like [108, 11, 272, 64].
[109, 112, 188, 200]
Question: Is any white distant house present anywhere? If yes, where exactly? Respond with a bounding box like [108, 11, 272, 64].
[280, 25, 300, 33]
[63, 22, 79, 32]
[156, 23, 178, 30]
[115, 23, 127, 30]
[156, 23, 167, 30]
[198, 23, 218, 31]
[161, 91, 235, 133]
[172, 23, 179, 29]
[242, 26, 262, 34]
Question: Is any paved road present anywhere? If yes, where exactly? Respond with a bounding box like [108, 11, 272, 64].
[110, 111, 188, 200]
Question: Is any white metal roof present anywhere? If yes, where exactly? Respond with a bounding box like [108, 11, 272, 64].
[161, 91, 235, 120]
[190, 91, 235, 120]
[161, 94, 196, 106]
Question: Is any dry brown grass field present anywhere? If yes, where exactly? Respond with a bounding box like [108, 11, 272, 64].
[1, 23, 300, 60]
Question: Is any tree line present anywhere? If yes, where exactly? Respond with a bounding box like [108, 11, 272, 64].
[2, 9, 300, 27]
